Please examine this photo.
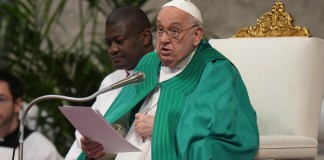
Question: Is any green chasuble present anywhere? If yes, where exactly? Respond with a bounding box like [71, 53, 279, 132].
[77, 40, 259, 160]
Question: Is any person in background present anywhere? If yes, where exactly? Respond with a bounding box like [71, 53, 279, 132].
[65, 5, 154, 160]
[78, 0, 259, 159]
[0, 70, 63, 160]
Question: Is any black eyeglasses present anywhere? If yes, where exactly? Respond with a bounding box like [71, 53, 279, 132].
[152, 25, 198, 39]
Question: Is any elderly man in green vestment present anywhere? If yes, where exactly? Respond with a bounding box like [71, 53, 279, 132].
[78, 0, 259, 159]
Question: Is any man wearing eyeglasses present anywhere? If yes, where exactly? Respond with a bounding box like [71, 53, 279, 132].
[78, 0, 259, 160]
[0, 70, 63, 160]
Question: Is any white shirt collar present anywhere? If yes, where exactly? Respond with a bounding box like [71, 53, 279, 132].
[125, 70, 133, 76]
[175, 48, 196, 70]
[159, 48, 197, 83]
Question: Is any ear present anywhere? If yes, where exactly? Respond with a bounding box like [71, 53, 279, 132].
[14, 97, 23, 114]
[192, 27, 204, 47]
[141, 28, 152, 46]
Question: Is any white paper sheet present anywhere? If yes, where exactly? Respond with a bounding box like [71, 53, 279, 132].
[59, 106, 140, 153]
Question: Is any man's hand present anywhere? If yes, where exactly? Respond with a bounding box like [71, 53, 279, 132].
[81, 137, 105, 159]
[134, 113, 155, 138]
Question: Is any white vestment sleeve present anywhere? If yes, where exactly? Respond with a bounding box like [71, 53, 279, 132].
[65, 70, 127, 160]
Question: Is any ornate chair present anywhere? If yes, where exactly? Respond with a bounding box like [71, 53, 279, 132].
[209, 1, 324, 159]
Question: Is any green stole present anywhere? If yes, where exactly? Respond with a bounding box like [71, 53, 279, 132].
[77, 40, 226, 160]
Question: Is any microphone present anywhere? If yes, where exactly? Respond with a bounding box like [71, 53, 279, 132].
[18, 71, 145, 160]
[109, 71, 145, 90]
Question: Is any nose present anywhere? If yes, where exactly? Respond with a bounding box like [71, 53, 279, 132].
[108, 42, 119, 55]
[158, 31, 171, 43]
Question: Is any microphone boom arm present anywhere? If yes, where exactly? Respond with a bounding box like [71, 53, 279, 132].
[18, 72, 145, 160]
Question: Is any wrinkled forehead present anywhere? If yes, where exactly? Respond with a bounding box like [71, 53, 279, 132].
[157, 7, 192, 27]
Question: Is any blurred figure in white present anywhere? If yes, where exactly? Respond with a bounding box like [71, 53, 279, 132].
[0, 70, 63, 160]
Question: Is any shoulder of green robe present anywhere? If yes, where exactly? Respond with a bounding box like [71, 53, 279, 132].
[199, 40, 240, 71]
[135, 51, 159, 70]
[197, 39, 228, 61]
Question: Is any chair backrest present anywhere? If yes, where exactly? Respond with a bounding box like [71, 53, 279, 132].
[209, 37, 324, 139]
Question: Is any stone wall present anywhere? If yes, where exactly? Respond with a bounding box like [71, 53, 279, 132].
[56, 0, 324, 45]
[143, 0, 324, 39]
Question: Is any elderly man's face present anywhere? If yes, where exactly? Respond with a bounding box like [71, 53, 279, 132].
[156, 7, 201, 68]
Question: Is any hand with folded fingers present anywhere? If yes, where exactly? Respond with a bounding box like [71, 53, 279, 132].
[81, 137, 105, 159]
[134, 113, 155, 139]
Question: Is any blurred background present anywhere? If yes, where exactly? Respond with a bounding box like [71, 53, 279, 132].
[0, 0, 323, 157]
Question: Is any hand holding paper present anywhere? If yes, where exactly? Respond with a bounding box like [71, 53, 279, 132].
[59, 106, 141, 154]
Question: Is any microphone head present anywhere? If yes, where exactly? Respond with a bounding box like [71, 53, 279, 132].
[110, 71, 146, 90]
[131, 72, 146, 82]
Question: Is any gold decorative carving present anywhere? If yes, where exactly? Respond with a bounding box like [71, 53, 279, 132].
[233, 1, 311, 37]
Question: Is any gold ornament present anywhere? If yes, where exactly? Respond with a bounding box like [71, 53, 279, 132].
[233, 1, 311, 37]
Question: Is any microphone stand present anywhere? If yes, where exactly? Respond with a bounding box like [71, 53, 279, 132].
[18, 72, 145, 160]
